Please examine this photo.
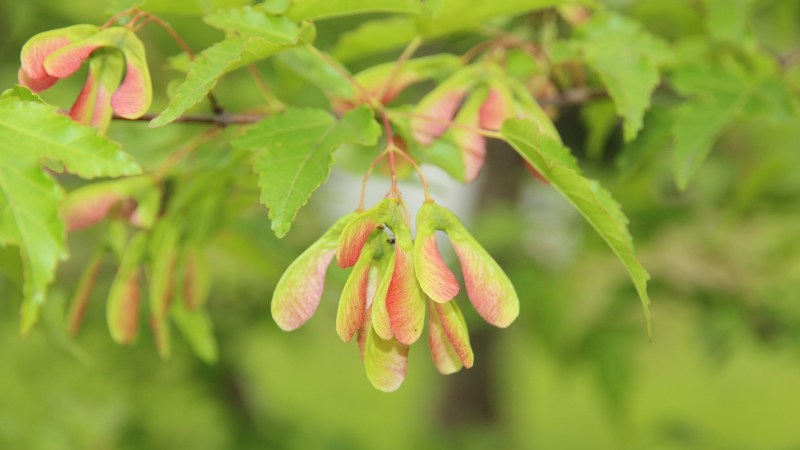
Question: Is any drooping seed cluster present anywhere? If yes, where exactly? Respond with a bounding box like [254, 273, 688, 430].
[18, 24, 152, 132]
[272, 199, 519, 392]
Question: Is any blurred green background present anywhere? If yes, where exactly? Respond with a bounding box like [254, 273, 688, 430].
[2, 1, 800, 449]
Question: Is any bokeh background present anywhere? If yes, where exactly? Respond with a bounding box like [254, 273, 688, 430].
[2, 1, 800, 449]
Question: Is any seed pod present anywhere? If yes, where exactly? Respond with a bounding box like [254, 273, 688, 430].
[450, 88, 488, 182]
[336, 199, 391, 268]
[478, 81, 516, 131]
[428, 298, 462, 374]
[383, 200, 426, 345]
[338, 236, 394, 343]
[419, 202, 519, 328]
[107, 232, 147, 345]
[19, 25, 152, 122]
[69, 49, 124, 131]
[337, 234, 382, 342]
[363, 310, 409, 393]
[431, 299, 473, 368]
[370, 250, 395, 340]
[44, 27, 152, 119]
[149, 313, 172, 359]
[67, 250, 103, 337]
[411, 66, 479, 145]
[61, 177, 154, 231]
[414, 201, 460, 303]
[271, 213, 356, 331]
[18, 24, 99, 91]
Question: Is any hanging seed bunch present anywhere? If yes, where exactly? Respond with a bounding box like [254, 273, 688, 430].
[272, 198, 519, 392]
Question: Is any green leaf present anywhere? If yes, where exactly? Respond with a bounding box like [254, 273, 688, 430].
[151, 18, 315, 128]
[0, 100, 140, 178]
[704, 0, 753, 43]
[571, 13, 672, 142]
[501, 118, 652, 336]
[0, 158, 64, 333]
[332, 17, 418, 62]
[288, 0, 422, 21]
[150, 37, 246, 128]
[418, 0, 576, 37]
[670, 59, 762, 190]
[0, 98, 140, 333]
[109, 0, 251, 16]
[276, 47, 356, 100]
[616, 107, 672, 175]
[233, 106, 380, 237]
[329, 0, 579, 59]
[1, 85, 45, 103]
[204, 5, 301, 45]
[580, 99, 619, 160]
[171, 300, 218, 364]
[236, 21, 317, 68]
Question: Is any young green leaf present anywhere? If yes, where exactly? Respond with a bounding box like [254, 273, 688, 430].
[171, 300, 218, 364]
[0, 99, 140, 177]
[670, 58, 765, 190]
[204, 5, 301, 45]
[149, 37, 245, 128]
[276, 47, 356, 100]
[287, 0, 422, 21]
[233, 106, 381, 237]
[501, 118, 652, 336]
[569, 13, 672, 142]
[0, 97, 140, 333]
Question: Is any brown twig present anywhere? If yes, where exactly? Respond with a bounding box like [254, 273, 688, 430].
[113, 112, 263, 126]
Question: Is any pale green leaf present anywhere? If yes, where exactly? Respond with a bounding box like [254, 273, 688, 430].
[501, 118, 652, 336]
[276, 47, 356, 100]
[704, 0, 752, 43]
[150, 37, 246, 128]
[204, 5, 301, 44]
[0, 159, 64, 333]
[233, 106, 380, 237]
[0, 98, 140, 333]
[108, 0, 251, 16]
[329, 0, 581, 59]
[333, 17, 418, 62]
[418, 0, 577, 37]
[288, 0, 422, 21]
[580, 99, 618, 160]
[572, 13, 672, 142]
[1, 85, 45, 103]
[670, 60, 760, 190]
[616, 107, 672, 175]
[0, 100, 140, 178]
[172, 300, 218, 364]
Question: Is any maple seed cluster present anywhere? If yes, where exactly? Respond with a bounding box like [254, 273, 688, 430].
[272, 198, 519, 392]
[18, 24, 152, 132]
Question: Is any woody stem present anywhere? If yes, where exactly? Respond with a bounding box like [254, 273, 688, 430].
[381, 112, 400, 197]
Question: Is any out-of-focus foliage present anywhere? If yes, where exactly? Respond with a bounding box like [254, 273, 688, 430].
[1, 0, 800, 448]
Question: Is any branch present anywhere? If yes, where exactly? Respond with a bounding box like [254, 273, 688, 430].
[112, 87, 608, 127]
[537, 87, 607, 108]
[113, 112, 264, 126]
